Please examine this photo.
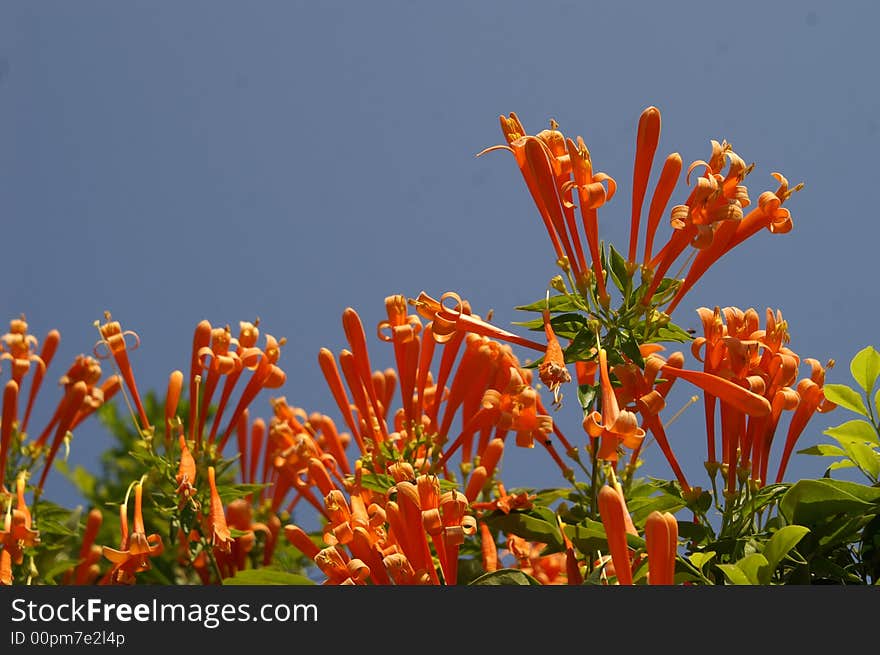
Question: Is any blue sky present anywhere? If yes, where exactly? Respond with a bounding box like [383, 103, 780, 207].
[2, 1, 878, 509]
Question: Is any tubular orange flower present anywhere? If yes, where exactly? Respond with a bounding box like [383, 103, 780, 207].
[0, 380, 18, 493]
[0, 476, 40, 585]
[479, 522, 498, 573]
[644, 510, 678, 585]
[538, 304, 571, 408]
[583, 348, 645, 463]
[100, 482, 163, 585]
[67, 507, 103, 585]
[94, 312, 150, 433]
[207, 466, 233, 554]
[597, 484, 633, 585]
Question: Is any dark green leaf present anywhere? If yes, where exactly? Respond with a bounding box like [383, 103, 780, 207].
[577, 384, 598, 413]
[563, 326, 598, 364]
[653, 323, 695, 344]
[512, 313, 588, 340]
[485, 512, 563, 552]
[516, 294, 584, 313]
[608, 244, 631, 297]
[470, 568, 542, 586]
[620, 330, 644, 368]
[222, 568, 315, 585]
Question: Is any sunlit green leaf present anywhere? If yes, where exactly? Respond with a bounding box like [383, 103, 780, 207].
[717, 563, 753, 586]
[626, 493, 685, 527]
[797, 444, 847, 457]
[762, 526, 810, 579]
[470, 568, 542, 585]
[737, 553, 770, 585]
[222, 569, 315, 585]
[839, 441, 880, 481]
[823, 384, 869, 417]
[688, 551, 716, 573]
[850, 346, 880, 393]
[780, 478, 880, 525]
[824, 419, 879, 445]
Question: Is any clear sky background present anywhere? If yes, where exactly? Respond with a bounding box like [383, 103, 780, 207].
[2, 1, 878, 510]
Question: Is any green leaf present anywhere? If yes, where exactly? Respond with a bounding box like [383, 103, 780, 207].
[761, 526, 810, 580]
[563, 326, 598, 364]
[577, 383, 598, 413]
[688, 551, 716, 573]
[737, 553, 770, 585]
[222, 569, 315, 585]
[470, 568, 543, 586]
[653, 323, 695, 344]
[512, 312, 588, 340]
[780, 478, 880, 525]
[620, 330, 644, 368]
[564, 518, 645, 555]
[823, 384, 869, 417]
[839, 441, 880, 481]
[827, 460, 857, 473]
[485, 512, 563, 552]
[626, 493, 686, 527]
[516, 294, 584, 313]
[797, 444, 847, 457]
[716, 563, 753, 586]
[850, 346, 880, 393]
[824, 419, 879, 445]
[608, 244, 631, 297]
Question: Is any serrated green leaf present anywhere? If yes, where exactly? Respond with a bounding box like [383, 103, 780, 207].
[717, 563, 753, 586]
[516, 294, 584, 313]
[823, 384, 869, 417]
[850, 346, 880, 393]
[762, 526, 810, 581]
[222, 569, 315, 585]
[824, 419, 879, 445]
[780, 478, 880, 525]
[470, 568, 542, 585]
